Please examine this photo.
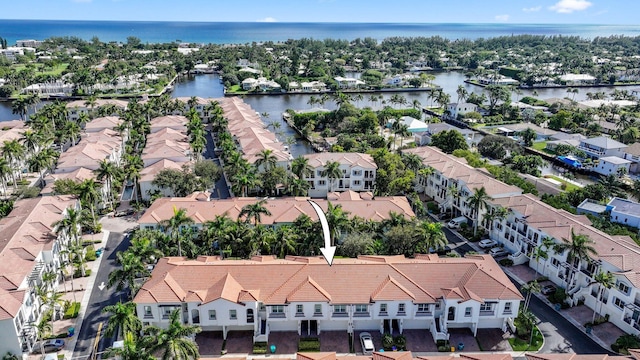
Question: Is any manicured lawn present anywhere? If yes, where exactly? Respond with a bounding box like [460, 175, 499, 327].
[546, 175, 581, 192]
[532, 141, 547, 151]
[12, 63, 69, 76]
[508, 326, 543, 351]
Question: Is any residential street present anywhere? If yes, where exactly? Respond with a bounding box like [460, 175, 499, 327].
[73, 230, 131, 359]
[439, 218, 612, 354]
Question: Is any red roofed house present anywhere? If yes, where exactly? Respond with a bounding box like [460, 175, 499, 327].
[133, 254, 522, 345]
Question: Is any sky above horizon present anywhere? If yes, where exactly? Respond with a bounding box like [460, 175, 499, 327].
[1, 0, 636, 24]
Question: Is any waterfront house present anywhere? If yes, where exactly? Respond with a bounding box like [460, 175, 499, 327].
[334, 76, 365, 89]
[559, 74, 596, 86]
[578, 136, 627, 160]
[0, 196, 77, 356]
[387, 117, 429, 134]
[414, 124, 477, 147]
[302, 153, 377, 198]
[607, 197, 640, 229]
[65, 99, 128, 121]
[446, 103, 478, 120]
[592, 156, 631, 176]
[133, 254, 522, 343]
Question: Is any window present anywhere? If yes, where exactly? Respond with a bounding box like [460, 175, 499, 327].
[160, 305, 180, 319]
[480, 303, 493, 312]
[271, 305, 284, 314]
[417, 304, 430, 313]
[504, 302, 512, 314]
[380, 303, 388, 314]
[353, 170, 362, 176]
[398, 303, 406, 314]
[318, 180, 326, 186]
[614, 297, 625, 309]
[144, 306, 153, 318]
[296, 304, 304, 315]
[333, 305, 347, 316]
[551, 258, 559, 268]
[353, 180, 361, 186]
[355, 304, 368, 313]
[229, 310, 237, 320]
[618, 281, 630, 295]
[314, 304, 322, 315]
[465, 307, 472, 317]
[317, 170, 323, 176]
[435, 302, 441, 310]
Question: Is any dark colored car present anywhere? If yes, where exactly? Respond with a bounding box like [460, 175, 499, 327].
[32, 339, 65, 353]
[541, 284, 557, 295]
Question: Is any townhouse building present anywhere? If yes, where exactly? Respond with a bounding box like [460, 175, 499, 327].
[133, 254, 522, 344]
[404, 146, 640, 336]
[138, 190, 415, 230]
[293, 352, 633, 360]
[218, 97, 292, 171]
[302, 153, 377, 198]
[622, 142, 640, 174]
[403, 147, 522, 221]
[0, 196, 77, 355]
[65, 99, 128, 121]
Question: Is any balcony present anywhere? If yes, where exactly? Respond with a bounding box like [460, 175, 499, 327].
[479, 310, 495, 316]
[332, 312, 348, 318]
[354, 311, 370, 318]
[415, 311, 433, 317]
[269, 312, 286, 319]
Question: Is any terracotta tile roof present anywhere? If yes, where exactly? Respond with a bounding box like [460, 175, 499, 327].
[217, 97, 291, 165]
[140, 159, 191, 182]
[373, 352, 413, 360]
[303, 153, 377, 169]
[134, 255, 522, 306]
[147, 127, 189, 144]
[298, 353, 338, 360]
[525, 354, 630, 360]
[150, 115, 188, 132]
[66, 99, 128, 109]
[625, 142, 640, 157]
[492, 194, 640, 276]
[403, 147, 521, 198]
[0, 196, 76, 320]
[138, 193, 415, 226]
[84, 116, 123, 132]
[460, 355, 513, 360]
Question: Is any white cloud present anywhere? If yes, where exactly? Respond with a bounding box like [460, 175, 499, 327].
[257, 17, 277, 22]
[549, 0, 593, 13]
[495, 14, 510, 22]
[522, 6, 542, 12]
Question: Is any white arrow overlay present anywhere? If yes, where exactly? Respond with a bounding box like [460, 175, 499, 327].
[98, 282, 106, 291]
[308, 200, 336, 266]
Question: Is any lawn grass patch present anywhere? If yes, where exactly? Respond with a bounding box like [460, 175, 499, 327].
[532, 141, 547, 151]
[508, 326, 543, 351]
[546, 175, 581, 192]
[298, 337, 320, 352]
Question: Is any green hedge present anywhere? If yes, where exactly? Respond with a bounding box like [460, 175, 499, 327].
[84, 245, 97, 261]
[298, 338, 321, 352]
[253, 341, 267, 354]
[64, 302, 80, 319]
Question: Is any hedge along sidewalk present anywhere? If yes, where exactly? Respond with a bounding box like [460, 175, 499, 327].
[60, 229, 111, 360]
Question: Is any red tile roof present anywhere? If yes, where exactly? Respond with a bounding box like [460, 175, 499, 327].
[134, 255, 522, 305]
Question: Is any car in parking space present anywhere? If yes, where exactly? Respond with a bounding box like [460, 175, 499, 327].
[360, 332, 375, 355]
[541, 284, 557, 295]
[32, 339, 65, 354]
[478, 239, 497, 249]
[488, 247, 508, 257]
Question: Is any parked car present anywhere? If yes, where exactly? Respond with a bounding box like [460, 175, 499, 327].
[437, 212, 450, 220]
[447, 216, 467, 229]
[360, 332, 375, 355]
[488, 247, 508, 257]
[478, 239, 497, 249]
[541, 284, 557, 295]
[32, 339, 65, 354]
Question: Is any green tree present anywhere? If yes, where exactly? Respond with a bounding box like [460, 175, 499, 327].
[519, 127, 537, 147]
[239, 199, 271, 226]
[141, 309, 201, 360]
[430, 130, 469, 154]
[161, 207, 195, 257]
[106, 332, 154, 360]
[590, 271, 614, 323]
[521, 280, 541, 310]
[554, 230, 597, 289]
[102, 301, 142, 339]
[467, 186, 492, 236]
[321, 160, 343, 192]
[108, 251, 149, 298]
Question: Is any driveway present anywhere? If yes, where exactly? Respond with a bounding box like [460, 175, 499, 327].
[319, 331, 350, 353]
[195, 331, 224, 356]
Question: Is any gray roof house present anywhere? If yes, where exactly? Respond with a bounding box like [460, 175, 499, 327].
[578, 136, 627, 159]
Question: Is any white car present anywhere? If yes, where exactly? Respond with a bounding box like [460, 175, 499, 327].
[478, 239, 497, 249]
[360, 332, 375, 355]
[489, 247, 508, 257]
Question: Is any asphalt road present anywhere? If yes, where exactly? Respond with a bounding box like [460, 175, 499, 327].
[204, 131, 231, 199]
[436, 215, 611, 354]
[73, 231, 131, 359]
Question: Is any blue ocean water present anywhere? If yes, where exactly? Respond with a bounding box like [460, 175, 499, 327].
[1, 20, 640, 45]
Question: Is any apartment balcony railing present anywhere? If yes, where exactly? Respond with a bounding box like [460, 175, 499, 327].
[479, 310, 495, 316]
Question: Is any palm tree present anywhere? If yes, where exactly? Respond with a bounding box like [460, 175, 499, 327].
[142, 309, 201, 360]
[532, 245, 548, 276]
[127, 237, 163, 265]
[52, 207, 82, 246]
[467, 186, 492, 236]
[482, 206, 508, 238]
[108, 251, 149, 298]
[11, 97, 28, 121]
[521, 280, 541, 310]
[392, 123, 411, 150]
[255, 149, 278, 172]
[94, 159, 120, 210]
[590, 271, 614, 323]
[291, 156, 313, 179]
[239, 199, 271, 226]
[28, 148, 58, 187]
[415, 220, 447, 253]
[0, 158, 11, 194]
[230, 170, 261, 197]
[78, 178, 101, 229]
[161, 207, 194, 257]
[325, 201, 350, 246]
[554, 229, 597, 290]
[273, 225, 298, 258]
[2, 139, 25, 187]
[539, 236, 555, 277]
[106, 332, 154, 360]
[37, 288, 65, 334]
[321, 160, 342, 192]
[456, 85, 468, 103]
[102, 301, 142, 339]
